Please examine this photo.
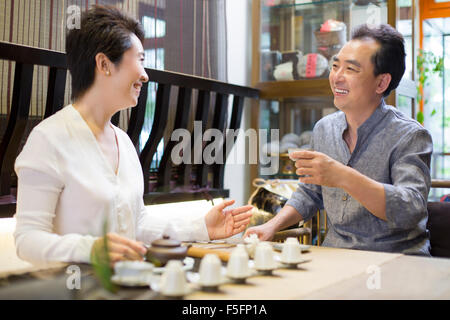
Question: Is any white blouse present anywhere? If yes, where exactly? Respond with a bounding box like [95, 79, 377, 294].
[14, 105, 209, 265]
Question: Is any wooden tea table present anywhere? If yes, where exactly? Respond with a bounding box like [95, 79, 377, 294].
[0, 244, 449, 300]
[187, 245, 450, 300]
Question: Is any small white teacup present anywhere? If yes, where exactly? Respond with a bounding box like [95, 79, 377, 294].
[160, 260, 187, 297]
[285, 237, 300, 245]
[198, 254, 222, 288]
[244, 234, 260, 258]
[281, 237, 303, 264]
[226, 246, 250, 281]
[114, 261, 154, 279]
[287, 147, 303, 161]
[254, 242, 277, 274]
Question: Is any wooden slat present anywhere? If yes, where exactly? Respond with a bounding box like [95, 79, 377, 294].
[111, 112, 120, 127]
[139, 83, 172, 193]
[177, 90, 212, 187]
[214, 95, 245, 188]
[225, 95, 245, 158]
[211, 93, 229, 189]
[0, 63, 34, 195]
[127, 82, 149, 147]
[157, 87, 192, 191]
[0, 41, 67, 68]
[44, 67, 66, 119]
[192, 90, 211, 188]
[146, 68, 259, 98]
[0, 203, 16, 218]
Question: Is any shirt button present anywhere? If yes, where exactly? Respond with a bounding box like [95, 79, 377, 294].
[342, 195, 347, 201]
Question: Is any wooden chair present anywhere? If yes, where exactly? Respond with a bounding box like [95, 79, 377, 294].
[273, 227, 312, 243]
[427, 180, 450, 258]
[271, 210, 324, 245]
[0, 41, 259, 218]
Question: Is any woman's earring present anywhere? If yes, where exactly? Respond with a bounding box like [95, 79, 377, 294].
[106, 71, 110, 76]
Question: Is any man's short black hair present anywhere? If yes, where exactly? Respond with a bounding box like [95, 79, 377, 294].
[66, 5, 145, 101]
[351, 24, 406, 97]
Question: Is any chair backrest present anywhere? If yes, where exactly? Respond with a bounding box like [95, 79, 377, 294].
[427, 201, 450, 258]
[0, 41, 259, 217]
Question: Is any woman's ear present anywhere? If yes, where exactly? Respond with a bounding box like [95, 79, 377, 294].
[94, 52, 112, 76]
[376, 73, 392, 95]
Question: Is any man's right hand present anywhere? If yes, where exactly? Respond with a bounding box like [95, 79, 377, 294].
[243, 205, 304, 241]
[243, 223, 277, 241]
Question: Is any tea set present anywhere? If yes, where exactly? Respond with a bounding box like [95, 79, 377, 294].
[111, 234, 310, 298]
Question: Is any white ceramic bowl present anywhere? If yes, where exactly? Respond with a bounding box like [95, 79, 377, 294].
[114, 261, 154, 279]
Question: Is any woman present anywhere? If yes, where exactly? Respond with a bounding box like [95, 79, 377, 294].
[13, 5, 252, 266]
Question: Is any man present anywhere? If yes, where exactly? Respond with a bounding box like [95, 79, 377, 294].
[244, 24, 433, 256]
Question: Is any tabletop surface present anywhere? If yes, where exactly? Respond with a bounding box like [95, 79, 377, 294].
[1, 244, 449, 300]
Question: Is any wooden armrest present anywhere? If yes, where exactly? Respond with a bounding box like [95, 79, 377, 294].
[273, 227, 312, 242]
[431, 179, 450, 189]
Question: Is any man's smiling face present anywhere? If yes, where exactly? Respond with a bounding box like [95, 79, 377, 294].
[329, 38, 385, 112]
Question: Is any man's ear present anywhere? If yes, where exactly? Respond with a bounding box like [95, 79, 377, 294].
[376, 73, 392, 95]
[94, 52, 112, 76]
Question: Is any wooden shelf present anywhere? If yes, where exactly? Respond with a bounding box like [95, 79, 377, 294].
[255, 78, 332, 100]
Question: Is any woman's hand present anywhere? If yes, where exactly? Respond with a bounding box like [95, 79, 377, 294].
[205, 200, 253, 240]
[90, 232, 147, 266]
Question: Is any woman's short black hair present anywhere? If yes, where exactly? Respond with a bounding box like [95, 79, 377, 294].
[66, 5, 145, 101]
[351, 24, 406, 97]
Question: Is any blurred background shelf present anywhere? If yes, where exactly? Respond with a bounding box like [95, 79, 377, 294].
[256, 79, 332, 99]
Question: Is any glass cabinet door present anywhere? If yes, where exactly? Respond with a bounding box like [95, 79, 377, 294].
[258, 96, 337, 178]
[259, 0, 388, 83]
[396, 0, 416, 118]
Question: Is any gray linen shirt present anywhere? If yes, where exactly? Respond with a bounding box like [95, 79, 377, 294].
[286, 100, 433, 256]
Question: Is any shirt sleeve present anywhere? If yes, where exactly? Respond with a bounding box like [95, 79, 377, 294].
[14, 129, 98, 265]
[285, 183, 323, 222]
[384, 128, 433, 229]
[135, 200, 210, 244]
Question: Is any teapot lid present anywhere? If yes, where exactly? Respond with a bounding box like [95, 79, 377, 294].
[151, 235, 181, 248]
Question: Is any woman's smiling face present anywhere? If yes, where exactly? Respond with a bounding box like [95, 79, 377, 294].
[108, 33, 149, 109]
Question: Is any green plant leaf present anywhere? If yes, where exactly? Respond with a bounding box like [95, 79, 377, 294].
[416, 49, 443, 123]
[417, 111, 424, 124]
[91, 220, 117, 293]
